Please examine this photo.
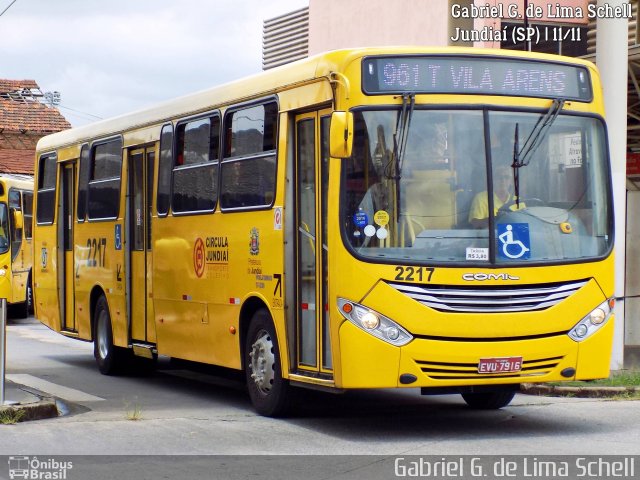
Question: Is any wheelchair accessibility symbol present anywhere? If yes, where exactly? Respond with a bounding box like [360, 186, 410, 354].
[497, 223, 531, 260]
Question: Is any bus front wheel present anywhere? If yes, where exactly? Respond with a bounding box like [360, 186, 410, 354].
[461, 391, 516, 409]
[93, 296, 127, 375]
[245, 309, 290, 417]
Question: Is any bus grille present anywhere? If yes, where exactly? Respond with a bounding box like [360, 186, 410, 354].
[416, 356, 564, 380]
[387, 279, 588, 313]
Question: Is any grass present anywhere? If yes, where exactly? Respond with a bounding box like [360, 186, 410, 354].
[548, 370, 640, 388]
[530, 370, 640, 400]
[606, 390, 640, 401]
[124, 398, 143, 421]
[0, 407, 26, 425]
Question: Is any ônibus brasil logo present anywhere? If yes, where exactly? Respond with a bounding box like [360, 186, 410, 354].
[8, 456, 73, 480]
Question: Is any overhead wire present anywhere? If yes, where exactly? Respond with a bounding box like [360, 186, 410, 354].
[56, 104, 103, 121]
[0, 0, 102, 125]
[0, 0, 18, 19]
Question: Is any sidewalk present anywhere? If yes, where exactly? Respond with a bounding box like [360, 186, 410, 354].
[521, 383, 640, 398]
[1, 380, 59, 423]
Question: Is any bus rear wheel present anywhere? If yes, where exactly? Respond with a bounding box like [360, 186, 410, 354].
[93, 295, 127, 375]
[27, 274, 33, 315]
[245, 309, 290, 417]
[461, 391, 516, 409]
[13, 275, 32, 319]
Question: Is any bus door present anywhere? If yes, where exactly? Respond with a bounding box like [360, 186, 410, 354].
[58, 162, 76, 332]
[8, 189, 24, 305]
[294, 110, 332, 375]
[126, 147, 156, 345]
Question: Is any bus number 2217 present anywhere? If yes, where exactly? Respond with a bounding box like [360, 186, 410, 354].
[394, 266, 434, 282]
[87, 238, 107, 268]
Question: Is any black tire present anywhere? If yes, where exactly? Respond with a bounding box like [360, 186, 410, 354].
[245, 309, 290, 417]
[461, 391, 516, 409]
[12, 275, 31, 319]
[14, 300, 28, 319]
[93, 295, 128, 375]
[27, 273, 34, 315]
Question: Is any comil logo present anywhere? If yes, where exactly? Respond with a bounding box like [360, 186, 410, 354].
[8, 456, 73, 479]
[462, 272, 520, 281]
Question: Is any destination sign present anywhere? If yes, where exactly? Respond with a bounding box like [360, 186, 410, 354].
[362, 56, 592, 101]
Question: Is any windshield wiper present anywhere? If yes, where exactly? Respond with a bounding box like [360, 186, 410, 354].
[511, 98, 565, 206]
[388, 92, 415, 180]
[381, 92, 415, 247]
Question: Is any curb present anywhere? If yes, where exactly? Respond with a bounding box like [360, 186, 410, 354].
[1, 386, 59, 423]
[521, 383, 640, 398]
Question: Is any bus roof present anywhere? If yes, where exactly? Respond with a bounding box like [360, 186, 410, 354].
[0, 174, 34, 190]
[36, 46, 598, 153]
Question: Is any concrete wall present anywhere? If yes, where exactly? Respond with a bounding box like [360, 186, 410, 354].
[308, 0, 591, 53]
[626, 189, 640, 366]
[308, 0, 451, 54]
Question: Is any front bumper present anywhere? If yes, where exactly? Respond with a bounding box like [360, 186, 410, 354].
[337, 316, 614, 389]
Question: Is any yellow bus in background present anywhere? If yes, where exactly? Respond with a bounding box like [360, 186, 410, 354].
[34, 47, 614, 416]
[0, 174, 33, 318]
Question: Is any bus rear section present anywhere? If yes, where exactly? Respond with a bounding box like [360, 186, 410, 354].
[0, 175, 34, 318]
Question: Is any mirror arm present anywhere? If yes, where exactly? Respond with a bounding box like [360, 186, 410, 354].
[329, 72, 351, 111]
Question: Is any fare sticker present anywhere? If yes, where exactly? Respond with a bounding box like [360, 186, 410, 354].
[374, 210, 389, 227]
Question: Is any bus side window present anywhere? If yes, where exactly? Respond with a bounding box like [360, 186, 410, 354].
[87, 139, 123, 220]
[77, 144, 90, 222]
[220, 102, 277, 209]
[22, 191, 33, 239]
[9, 189, 22, 261]
[171, 115, 219, 213]
[36, 154, 57, 225]
[157, 124, 174, 216]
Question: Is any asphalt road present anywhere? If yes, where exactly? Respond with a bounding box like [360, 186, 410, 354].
[2, 317, 640, 459]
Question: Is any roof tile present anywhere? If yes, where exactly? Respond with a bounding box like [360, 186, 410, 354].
[0, 149, 35, 174]
[0, 79, 39, 91]
[0, 78, 71, 133]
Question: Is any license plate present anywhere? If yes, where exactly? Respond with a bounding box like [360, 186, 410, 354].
[478, 356, 523, 374]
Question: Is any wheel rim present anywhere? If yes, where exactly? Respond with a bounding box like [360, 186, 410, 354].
[96, 310, 110, 360]
[248, 329, 275, 395]
[26, 283, 32, 311]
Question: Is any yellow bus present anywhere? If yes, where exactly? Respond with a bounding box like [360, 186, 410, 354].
[33, 47, 614, 415]
[0, 174, 34, 318]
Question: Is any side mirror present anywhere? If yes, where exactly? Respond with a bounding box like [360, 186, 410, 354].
[12, 210, 23, 230]
[330, 111, 354, 159]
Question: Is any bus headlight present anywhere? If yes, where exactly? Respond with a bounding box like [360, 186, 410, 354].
[337, 298, 413, 346]
[0, 269, 5, 277]
[360, 312, 380, 329]
[589, 308, 606, 325]
[568, 298, 614, 342]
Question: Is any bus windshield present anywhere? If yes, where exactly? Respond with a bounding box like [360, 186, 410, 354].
[342, 108, 612, 265]
[0, 203, 9, 254]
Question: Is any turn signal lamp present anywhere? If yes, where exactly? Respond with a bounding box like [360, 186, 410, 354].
[341, 302, 353, 314]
